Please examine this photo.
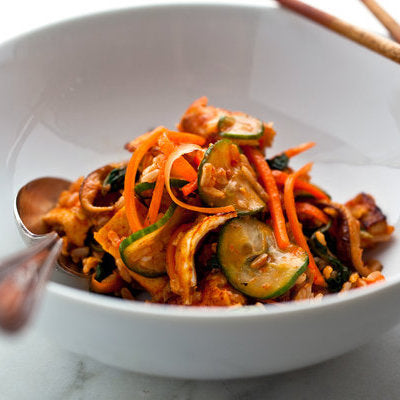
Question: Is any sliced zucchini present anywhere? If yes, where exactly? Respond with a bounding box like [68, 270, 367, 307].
[218, 217, 308, 299]
[218, 114, 264, 140]
[119, 203, 185, 277]
[134, 179, 188, 197]
[198, 139, 266, 215]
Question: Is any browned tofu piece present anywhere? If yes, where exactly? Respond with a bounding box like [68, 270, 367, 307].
[177, 97, 276, 147]
[346, 193, 394, 248]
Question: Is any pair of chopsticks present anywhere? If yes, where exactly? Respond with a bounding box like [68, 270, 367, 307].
[276, 0, 400, 64]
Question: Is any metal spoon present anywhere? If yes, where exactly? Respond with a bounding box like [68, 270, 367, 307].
[0, 177, 86, 332]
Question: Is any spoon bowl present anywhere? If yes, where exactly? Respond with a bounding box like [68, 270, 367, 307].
[0, 176, 88, 332]
[15, 177, 71, 241]
[14, 176, 88, 278]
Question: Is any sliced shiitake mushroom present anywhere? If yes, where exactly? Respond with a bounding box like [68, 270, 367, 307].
[79, 163, 125, 215]
[325, 202, 371, 277]
[346, 193, 394, 248]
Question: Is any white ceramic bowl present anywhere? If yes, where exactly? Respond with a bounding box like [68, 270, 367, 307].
[2, 1, 400, 379]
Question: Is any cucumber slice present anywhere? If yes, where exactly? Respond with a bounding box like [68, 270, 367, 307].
[218, 217, 308, 299]
[134, 179, 188, 197]
[119, 203, 184, 277]
[218, 114, 264, 140]
[198, 139, 266, 215]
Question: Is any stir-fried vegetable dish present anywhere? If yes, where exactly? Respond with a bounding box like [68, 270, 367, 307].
[43, 97, 394, 306]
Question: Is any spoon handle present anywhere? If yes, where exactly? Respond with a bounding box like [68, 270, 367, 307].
[0, 232, 61, 332]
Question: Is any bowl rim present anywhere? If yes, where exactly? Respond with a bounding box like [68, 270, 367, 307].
[6, 0, 398, 319]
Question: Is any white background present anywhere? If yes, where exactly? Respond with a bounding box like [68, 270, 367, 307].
[1, 1, 400, 399]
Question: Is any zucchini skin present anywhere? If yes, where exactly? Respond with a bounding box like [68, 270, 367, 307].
[217, 217, 308, 299]
[198, 139, 265, 215]
[254, 257, 308, 299]
[119, 203, 177, 277]
[218, 115, 264, 140]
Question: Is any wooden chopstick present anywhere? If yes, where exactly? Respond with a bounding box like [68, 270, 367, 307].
[360, 0, 400, 43]
[276, 0, 400, 64]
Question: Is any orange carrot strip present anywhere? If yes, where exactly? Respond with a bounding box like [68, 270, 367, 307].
[272, 170, 329, 200]
[193, 150, 205, 167]
[166, 223, 193, 293]
[181, 180, 198, 196]
[90, 271, 124, 294]
[284, 163, 326, 287]
[243, 146, 290, 249]
[124, 126, 167, 232]
[145, 156, 167, 226]
[165, 143, 235, 214]
[295, 202, 330, 225]
[124, 130, 154, 152]
[365, 272, 385, 285]
[258, 122, 276, 149]
[167, 130, 206, 146]
[284, 141, 316, 158]
[125, 129, 206, 152]
[158, 133, 198, 181]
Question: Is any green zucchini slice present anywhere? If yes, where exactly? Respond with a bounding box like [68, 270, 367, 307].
[218, 114, 264, 140]
[198, 139, 266, 215]
[218, 217, 308, 299]
[119, 203, 184, 277]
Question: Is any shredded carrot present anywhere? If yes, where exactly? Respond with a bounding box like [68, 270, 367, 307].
[90, 271, 124, 294]
[165, 143, 236, 214]
[283, 163, 326, 287]
[295, 202, 330, 225]
[258, 122, 276, 148]
[242, 146, 290, 249]
[167, 130, 206, 146]
[125, 128, 205, 153]
[158, 133, 198, 181]
[124, 126, 167, 232]
[181, 180, 198, 196]
[193, 150, 205, 167]
[166, 223, 193, 293]
[272, 170, 329, 200]
[145, 156, 166, 226]
[124, 130, 154, 152]
[365, 272, 385, 285]
[284, 142, 316, 158]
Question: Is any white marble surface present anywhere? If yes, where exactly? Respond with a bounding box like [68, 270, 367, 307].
[2, 0, 400, 399]
[3, 320, 400, 399]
